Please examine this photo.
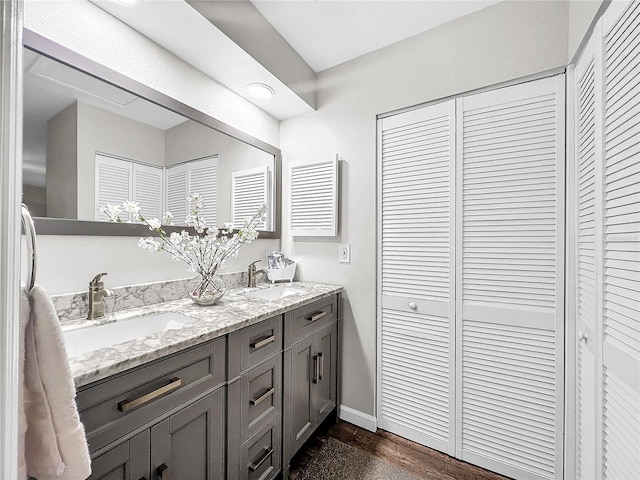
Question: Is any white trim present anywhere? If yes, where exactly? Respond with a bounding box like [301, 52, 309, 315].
[0, 1, 23, 478]
[338, 405, 377, 433]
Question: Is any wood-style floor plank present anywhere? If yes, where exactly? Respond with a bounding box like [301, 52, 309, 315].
[289, 420, 511, 480]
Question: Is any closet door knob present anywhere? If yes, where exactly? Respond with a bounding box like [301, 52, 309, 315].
[578, 331, 588, 343]
[408, 302, 417, 310]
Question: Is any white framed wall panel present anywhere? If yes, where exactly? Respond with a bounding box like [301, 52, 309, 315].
[456, 75, 565, 480]
[377, 100, 457, 455]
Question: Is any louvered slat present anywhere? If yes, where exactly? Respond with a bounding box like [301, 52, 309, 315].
[602, 4, 640, 478]
[232, 166, 269, 229]
[289, 157, 337, 236]
[459, 77, 562, 480]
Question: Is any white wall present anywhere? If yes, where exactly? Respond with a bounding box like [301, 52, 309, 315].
[281, 0, 570, 419]
[23, 0, 281, 294]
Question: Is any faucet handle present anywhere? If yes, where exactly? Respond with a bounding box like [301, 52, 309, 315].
[90, 272, 108, 286]
[248, 260, 262, 269]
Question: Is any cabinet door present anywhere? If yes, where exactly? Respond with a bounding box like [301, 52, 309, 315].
[150, 390, 225, 480]
[89, 431, 149, 480]
[314, 322, 338, 424]
[289, 335, 315, 455]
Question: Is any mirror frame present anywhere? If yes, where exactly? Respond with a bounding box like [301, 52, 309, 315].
[24, 28, 281, 239]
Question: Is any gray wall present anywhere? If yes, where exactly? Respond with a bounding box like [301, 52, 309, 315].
[76, 101, 165, 220]
[281, 0, 571, 420]
[568, 0, 607, 61]
[46, 102, 77, 218]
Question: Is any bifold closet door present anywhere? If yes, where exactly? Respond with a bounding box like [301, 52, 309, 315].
[574, 24, 602, 480]
[601, 3, 640, 478]
[456, 76, 565, 480]
[378, 100, 456, 455]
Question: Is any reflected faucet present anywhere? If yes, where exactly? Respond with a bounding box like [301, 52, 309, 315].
[247, 260, 267, 288]
[88, 272, 114, 320]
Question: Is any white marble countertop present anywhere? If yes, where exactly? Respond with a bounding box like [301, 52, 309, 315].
[64, 282, 342, 388]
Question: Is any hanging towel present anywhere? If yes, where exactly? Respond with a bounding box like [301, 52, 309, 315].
[18, 288, 30, 480]
[23, 284, 91, 480]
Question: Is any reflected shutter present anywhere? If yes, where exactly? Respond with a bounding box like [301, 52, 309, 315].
[232, 166, 269, 229]
[189, 156, 218, 227]
[95, 154, 132, 222]
[165, 163, 189, 224]
[133, 163, 163, 222]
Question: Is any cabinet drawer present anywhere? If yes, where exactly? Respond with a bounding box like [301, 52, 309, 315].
[228, 315, 283, 377]
[286, 295, 338, 344]
[242, 355, 282, 442]
[77, 338, 225, 453]
[241, 414, 281, 480]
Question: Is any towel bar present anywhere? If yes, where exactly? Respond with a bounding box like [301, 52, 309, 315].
[21, 203, 37, 294]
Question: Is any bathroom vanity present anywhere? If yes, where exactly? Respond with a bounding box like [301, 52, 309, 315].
[61, 282, 342, 480]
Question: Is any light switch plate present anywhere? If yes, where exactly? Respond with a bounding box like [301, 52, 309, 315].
[338, 244, 351, 263]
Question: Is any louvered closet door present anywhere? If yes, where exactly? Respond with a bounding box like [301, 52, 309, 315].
[457, 76, 565, 480]
[232, 166, 269, 229]
[165, 163, 189, 224]
[575, 25, 602, 480]
[602, 3, 640, 478]
[133, 163, 163, 222]
[95, 154, 132, 222]
[378, 100, 456, 454]
[189, 156, 218, 226]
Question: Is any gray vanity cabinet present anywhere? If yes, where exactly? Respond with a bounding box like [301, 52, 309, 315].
[283, 295, 340, 472]
[81, 338, 226, 480]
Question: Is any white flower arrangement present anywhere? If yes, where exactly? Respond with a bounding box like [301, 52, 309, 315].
[99, 194, 267, 278]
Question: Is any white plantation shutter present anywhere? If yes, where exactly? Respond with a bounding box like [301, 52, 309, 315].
[165, 163, 189, 224]
[188, 156, 218, 227]
[378, 101, 456, 454]
[574, 26, 602, 480]
[289, 157, 338, 236]
[602, 3, 640, 478]
[457, 76, 564, 480]
[133, 163, 163, 223]
[95, 154, 132, 222]
[232, 166, 269, 229]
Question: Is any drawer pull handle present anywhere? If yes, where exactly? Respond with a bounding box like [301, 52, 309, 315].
[318, 352, 324, 382]
[250, 335, 275, 349]
[306, 311, 327, 322]
[250, 387, 275, 406]
[248, 447, 273, 472]
[157, 463, 169, 480]
[117, 377, 182, 413]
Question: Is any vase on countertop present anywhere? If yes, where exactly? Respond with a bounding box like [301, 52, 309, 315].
[187, 272, 226, 306]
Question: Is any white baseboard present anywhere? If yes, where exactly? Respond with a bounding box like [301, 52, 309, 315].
[338, 405, 377, 432]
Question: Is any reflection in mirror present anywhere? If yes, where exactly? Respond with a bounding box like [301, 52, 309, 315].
[22, 46, 276, 233]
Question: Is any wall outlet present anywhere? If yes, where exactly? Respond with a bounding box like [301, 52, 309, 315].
[338, 244, 351, 263]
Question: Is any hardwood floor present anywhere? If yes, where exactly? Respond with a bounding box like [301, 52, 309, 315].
[289, 419, 510, 480]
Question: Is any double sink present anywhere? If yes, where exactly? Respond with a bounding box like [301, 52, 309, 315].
[63, 284, 307, 358]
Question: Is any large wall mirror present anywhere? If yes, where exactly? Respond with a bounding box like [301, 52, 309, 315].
[22, 30, 280, 238]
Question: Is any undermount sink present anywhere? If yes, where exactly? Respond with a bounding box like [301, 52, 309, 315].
[244, 284, 306, 301]
[63, 312, 198, 358]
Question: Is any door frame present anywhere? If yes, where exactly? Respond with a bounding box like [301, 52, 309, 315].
[0, 0, 23, 478]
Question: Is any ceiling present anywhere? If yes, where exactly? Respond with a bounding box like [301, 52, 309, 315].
[250, 0, 502, 73]
[93, 0, 501, 119]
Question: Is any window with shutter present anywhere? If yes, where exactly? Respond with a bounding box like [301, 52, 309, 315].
[289, 157, 338, 237]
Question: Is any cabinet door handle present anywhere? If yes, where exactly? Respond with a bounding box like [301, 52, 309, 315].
[317, 352, 324, 382]
[248, 447, 273, 472]
[312, 355, 319, 384]
[117, 377, 182, 413]
[156, 463, 169, 480]
[250, 387, 275, 406]
[306, 311, 327, 322]
[250, 335, 275, 349]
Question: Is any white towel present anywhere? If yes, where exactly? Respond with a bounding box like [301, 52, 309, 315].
[18, 288, 30, 480]
[22, 284, 92, 480]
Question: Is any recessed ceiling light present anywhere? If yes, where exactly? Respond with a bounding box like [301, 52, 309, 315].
[246, 83, 275, 100]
